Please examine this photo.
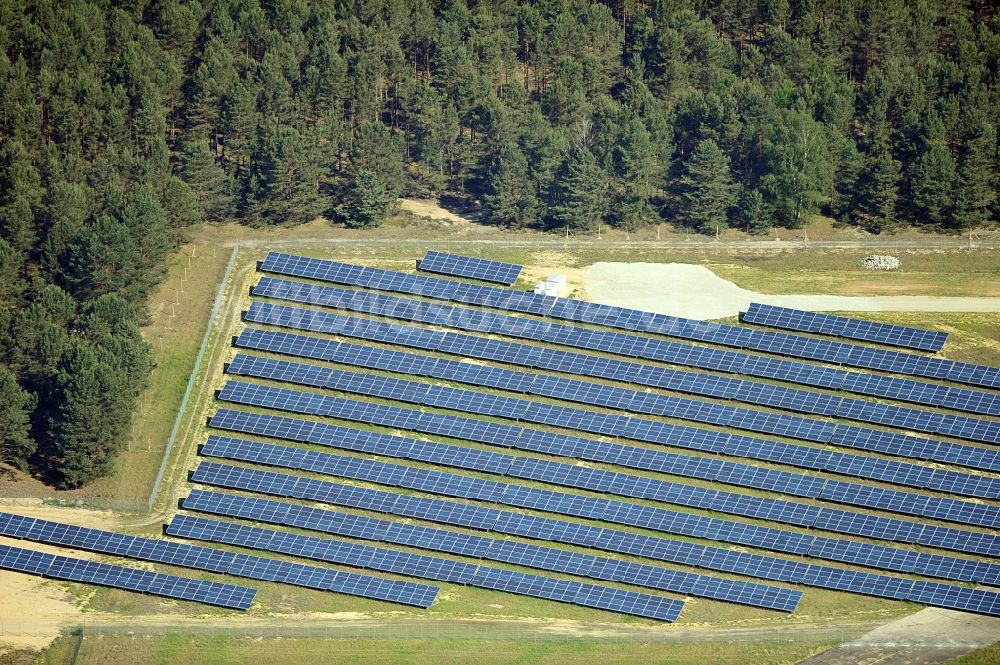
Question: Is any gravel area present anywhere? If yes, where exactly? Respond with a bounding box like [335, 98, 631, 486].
[583, 262, 1000, 320]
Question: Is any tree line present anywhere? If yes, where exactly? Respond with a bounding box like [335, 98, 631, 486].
[0, 0, 998, 486]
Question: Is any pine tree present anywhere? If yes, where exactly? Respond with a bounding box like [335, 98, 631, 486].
[953, 119, 998, 229]
[48, 339, 131, 488]
[609, 117, 658, 231]
[178, 138, 234, 221]
[548, 146, 608, 233]
[676, 139, 738, 234]
[740, 188, 773, 234]
[339, 169, 398, 229]
[484, 144, 537, 228]
[0, 366, 35, 472]
[909, 141, 957, 228]
[243, 124, 325, 227]
[852, 125, 902, 232]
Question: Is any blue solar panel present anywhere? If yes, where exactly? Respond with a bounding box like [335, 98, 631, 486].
[0, 542, 257, 609]
[181, 490, 800, 612]
[196, 422, 999, 561]
[742, 303, 949, 352]
[170, 513, 684, 621]
[251, 278, 1000, 421]
[418, 251, 523, 285]
[221, 361, 998, 509]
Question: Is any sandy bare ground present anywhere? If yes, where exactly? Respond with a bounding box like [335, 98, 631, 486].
[0, 504, 120, 652]
[797, 604, 1000, 664]
[583, 262, 1000, 320]
[399, 199, 474, 224]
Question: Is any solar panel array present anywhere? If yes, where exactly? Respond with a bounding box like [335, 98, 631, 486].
[198, 426, 1000, 567]
[219, 362, 1000, 512]
[186, 464, 1000, 617]
[153, 249, 999, 619]
[0, 543, 258, 609]
[249, 278, 1000, 422]
[181, 488, 802, 612]
[168, 513, 685, 621]
[257, 252, 1000, 389]
[418, 250, 523, 285]
[0, 511, 437, 608]
[232, 324, 1000, 474]
[741, 303, 949, 353]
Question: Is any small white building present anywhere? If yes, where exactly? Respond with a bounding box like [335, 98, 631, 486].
[533, 274, 567, 297]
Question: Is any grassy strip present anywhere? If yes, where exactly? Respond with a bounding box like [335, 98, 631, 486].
[38, 632, 843, 665]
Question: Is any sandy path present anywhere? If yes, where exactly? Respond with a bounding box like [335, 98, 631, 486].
[797, 604, 1000, 664]
[583, 263, 1000, 320]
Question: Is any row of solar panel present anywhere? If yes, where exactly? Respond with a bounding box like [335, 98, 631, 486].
[168, 514, 684, 621]
[184, 484, 1000, 603]
[234, 322, 1000, 477]
[187, 463, 1000, 617]
[222, 359, 1000, 535]
[0, 543, 256, 609]
[199, 423, 999, 562]
[214, 381, 999, 535]
[205, 407, 1000, 571]
[418, 250, 523, 285]
[258, 252, 1000, 389]
[221, 359, 1000, 511]
[178, 492, 799, 612]
[741, 303, 949, 353]
[181, 489, 796, 612]
[249, 277, 1000, 424]
[0, 511, 438, 608]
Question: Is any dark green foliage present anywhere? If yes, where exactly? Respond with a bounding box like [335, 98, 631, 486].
[674, 139, 739, 234]
[0, 366, 35, 471]
[548, 145, 608, 233]
[339, 170, 399, 229]
[48, 339, 133, 488]
[1, 0, 999, 488]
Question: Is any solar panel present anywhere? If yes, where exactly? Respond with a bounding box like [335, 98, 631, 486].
[0, 510, 437, 608]
[742, 303, 949, 353]
[0, 542, 256, 610]
[418, 250, 523, 285]
[169, 513, 684, 621]
[220, 368, 1000, 509]
[181, 475, 1000, 615]
[258, 253, 999, 389]
[196, 422, 999, 560]
[249, 283, 1000, 426]
[181, 490, 800, 612]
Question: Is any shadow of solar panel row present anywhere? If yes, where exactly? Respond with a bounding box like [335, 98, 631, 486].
[249, 279, 1000, 423]
[197, 429, 999, 562]
[167, 514, 683, 621]
[257, 252, 1000, 390]
[206, 408, 1000, 568]
[418, 251, 523, 285]
[185, 467, 1000, 617]
[741, 303, 948, 353]
[0, 511, 436, 608]
[234, 324, 1000, 475]
[221, 358, 1000, 508]
[0, 542, 256, 610]
[180, 490, 799, 611]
